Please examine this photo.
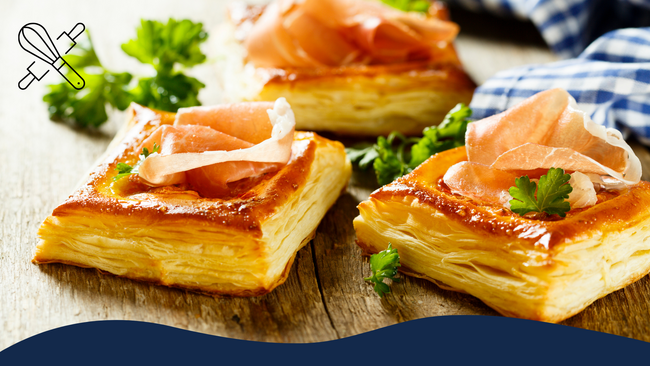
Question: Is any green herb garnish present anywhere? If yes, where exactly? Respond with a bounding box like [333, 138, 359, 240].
[346, 103, 472, 185]
[121, 19, 207, 112]
[409, 103, 472, 168]
[372, 132, 415, 186]
[381, 0, 431, 12]
[365, 243, 401, 297]
[113, 143, 160, 181]
[509, 168, 573, 218]
[44, 19, 208, 128]
[141, 143, 160, 159]
[113, 162, 136, 181]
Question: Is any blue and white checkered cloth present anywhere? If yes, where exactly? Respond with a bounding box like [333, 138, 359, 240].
[451, 1, 650, 143]
[449, 0, 650, 58]
[470, 28, 650, 143]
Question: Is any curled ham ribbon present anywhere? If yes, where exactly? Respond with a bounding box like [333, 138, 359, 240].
[137, 98, 295, 197]
[244, 0, 459, 68]
[443, 88, 642, 209]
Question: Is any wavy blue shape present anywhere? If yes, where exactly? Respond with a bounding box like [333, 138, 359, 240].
[2, 316, 648, 364]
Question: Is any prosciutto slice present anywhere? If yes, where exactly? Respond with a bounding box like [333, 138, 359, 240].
[443, 88, 642, 209]
[443, 162, 519, 206]
[244, 0, 459, 68]
[137, 98, 295, 197]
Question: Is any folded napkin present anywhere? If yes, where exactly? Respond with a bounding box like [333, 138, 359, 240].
[448, 0, 650, 58]
[469, 27, 650, 144]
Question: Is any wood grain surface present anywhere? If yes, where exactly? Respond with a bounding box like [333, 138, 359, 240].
[1, 0, 649, 350]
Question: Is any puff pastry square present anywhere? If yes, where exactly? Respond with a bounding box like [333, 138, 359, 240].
[216, 2, 476, 136]
[354, 147, 650, 322]
[34, 104, 352, 296]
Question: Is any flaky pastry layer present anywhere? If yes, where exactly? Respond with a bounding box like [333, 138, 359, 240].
[354, 147, 650, 322]
[214, 7, 475, 136]
[34, 104, 352, 297]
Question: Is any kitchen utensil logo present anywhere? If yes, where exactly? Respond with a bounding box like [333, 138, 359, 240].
[18, 22, 86, 90]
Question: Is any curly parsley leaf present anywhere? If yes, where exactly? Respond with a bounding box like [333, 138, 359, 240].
[121, 19, 208, 72]
[345, 103, 472, 186]
[121, 19, 208, 112]
[43, 31, 133, 128]
[509, 168, 573, 218]
[365, 243, 401, 297]
[113, 143, 160, 181]
[381, 0, 430, 12]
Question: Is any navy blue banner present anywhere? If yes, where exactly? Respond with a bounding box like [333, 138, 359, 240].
[2, 316, 648, 365]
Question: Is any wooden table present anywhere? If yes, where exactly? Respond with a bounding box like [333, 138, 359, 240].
[2, 1, 649, 349]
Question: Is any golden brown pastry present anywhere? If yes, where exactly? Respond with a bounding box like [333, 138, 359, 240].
[354, 89, 650, 322]
[355, 147, 650, 322]
[216, 0, 475, 136]
[34, 101, 352, 297]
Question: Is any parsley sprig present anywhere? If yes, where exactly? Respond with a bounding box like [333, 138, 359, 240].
[381, 0, 431, 12]
[122, 19, 207, 112]
[346, 103, 472, 185]
[44, 19, 208, 128]
[113, 143, 160, 181]
[365, 243, 401, 297]
[509, 168, 573, 218]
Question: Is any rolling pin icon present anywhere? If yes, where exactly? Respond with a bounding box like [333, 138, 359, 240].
[18, 22, 86, 90]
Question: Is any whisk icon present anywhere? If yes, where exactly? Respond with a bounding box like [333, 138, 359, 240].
[18, 22, 86, 90]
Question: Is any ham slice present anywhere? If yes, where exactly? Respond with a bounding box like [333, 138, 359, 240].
[137, 98, 295, 197]
[443, 162, 518, 206]
[244, 0, 459, 68]
[443, 88, 641, 209]
[174, 101, 275, 144]
[283, 8, 360, 66]
[245, 1, 320, 68]
[491, 144, 631, 182]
